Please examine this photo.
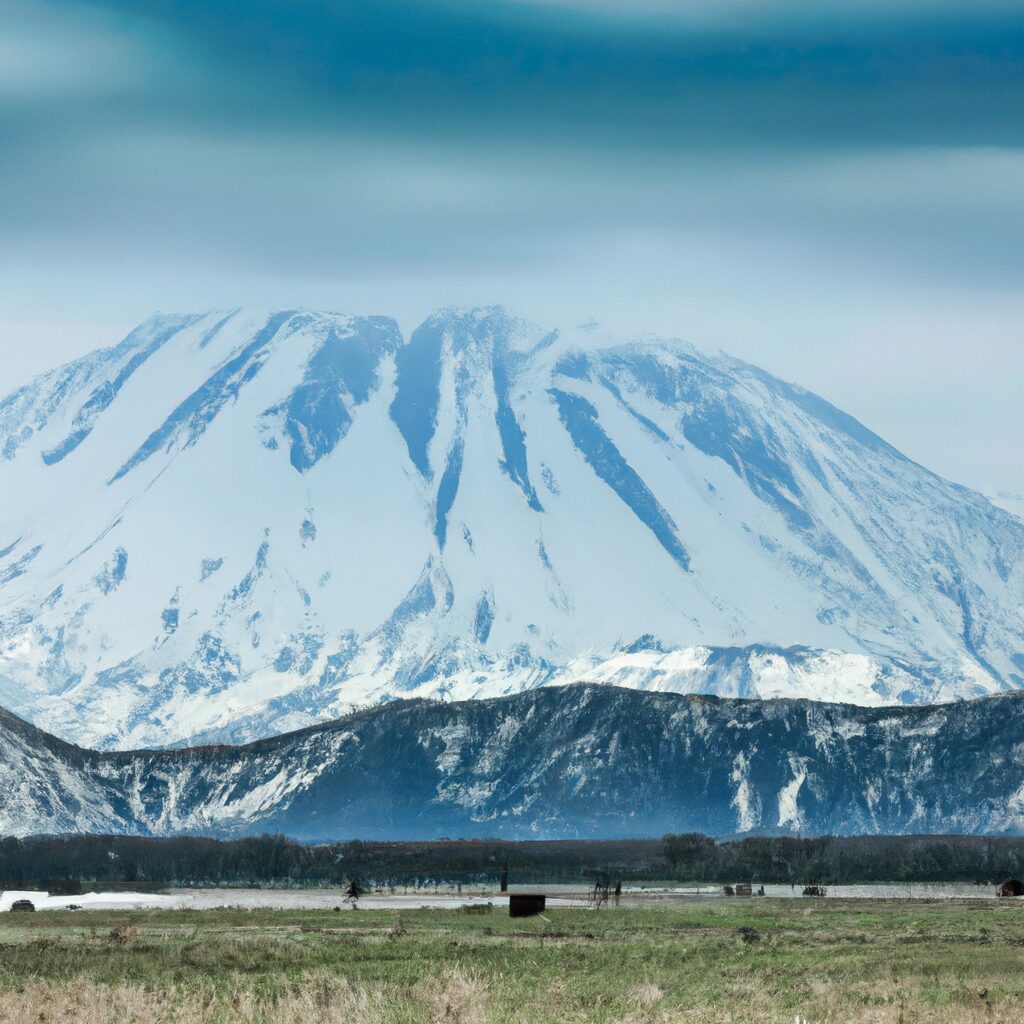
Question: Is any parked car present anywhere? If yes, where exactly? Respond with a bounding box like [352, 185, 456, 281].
[9, 900, 35, 912]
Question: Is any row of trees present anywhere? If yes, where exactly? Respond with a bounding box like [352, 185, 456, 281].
[0, 835, 666, 888]
[3, 833, 1024, 888]
[663, 833, 1024, 883]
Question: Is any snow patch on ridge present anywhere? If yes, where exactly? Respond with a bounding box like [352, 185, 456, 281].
[777, 756, 807, 830]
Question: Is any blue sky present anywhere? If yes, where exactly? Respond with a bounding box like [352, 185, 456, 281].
[2, 0, 1023, 496]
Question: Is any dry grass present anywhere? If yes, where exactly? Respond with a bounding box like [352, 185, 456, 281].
[2, 970, 1024, 1019]
[413, 968, 491, 1023]
[3, 974, 1020, 1024]
[0, 970, 490, 1024]
[3, 900, 1024, 1022]
[0, 981, 183, 1024]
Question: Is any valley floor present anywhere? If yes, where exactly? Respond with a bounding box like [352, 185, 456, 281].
[1, 900, 1024, 1023]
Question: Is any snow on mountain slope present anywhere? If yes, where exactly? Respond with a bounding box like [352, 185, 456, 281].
[4, 684, 1024, 840]
[0, 306, 1021, 749]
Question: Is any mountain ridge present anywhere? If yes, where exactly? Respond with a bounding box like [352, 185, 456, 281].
[3, 684, 1024, 840]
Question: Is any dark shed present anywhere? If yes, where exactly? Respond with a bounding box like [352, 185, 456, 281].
[508, 893, 546, 918]
[998, 879, 1024, 897]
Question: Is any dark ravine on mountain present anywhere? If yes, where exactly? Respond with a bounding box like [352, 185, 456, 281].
[2, 684, 1024, 841]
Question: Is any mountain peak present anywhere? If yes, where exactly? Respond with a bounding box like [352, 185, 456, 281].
[0, 307, 1021, 749]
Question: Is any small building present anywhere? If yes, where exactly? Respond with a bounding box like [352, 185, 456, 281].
[998, 879, 1024, 897]
[508, 893, 546, 918]
[723, 884, 752, 897]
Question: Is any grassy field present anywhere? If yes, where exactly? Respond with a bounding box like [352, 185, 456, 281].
[1, 899, 1024, 1022]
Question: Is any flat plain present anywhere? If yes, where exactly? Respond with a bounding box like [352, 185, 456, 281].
[1, 899, 1024, 1023]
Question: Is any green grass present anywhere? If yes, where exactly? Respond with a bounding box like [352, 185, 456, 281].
[1, 899, 1024, 1022]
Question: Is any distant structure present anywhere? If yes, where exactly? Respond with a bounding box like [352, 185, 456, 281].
[1, 891, 45, 913]
[998, 879, 1024, 897]
[723, 884, 753, 897]
[508, 893, 546, 918]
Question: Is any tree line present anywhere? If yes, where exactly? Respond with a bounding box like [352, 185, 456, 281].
[3, 833, 1024, 889]
[662, 833, 1024, 884]
[0, 835, 665, 889]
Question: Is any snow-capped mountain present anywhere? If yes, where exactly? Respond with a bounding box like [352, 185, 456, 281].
[0, 307, 1022, 749]
[4, 684, 1024, 840]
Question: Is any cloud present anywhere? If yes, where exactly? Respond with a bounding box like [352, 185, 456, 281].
[7, 0, 1024, 148]
[4, 0, 1022, 282]
[0, 1, 146, 98]
[505, 0, 1024, 23]
[1, 0, 1022, 494]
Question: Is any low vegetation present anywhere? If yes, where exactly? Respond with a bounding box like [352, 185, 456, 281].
[2, 899, 1024, 1022]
